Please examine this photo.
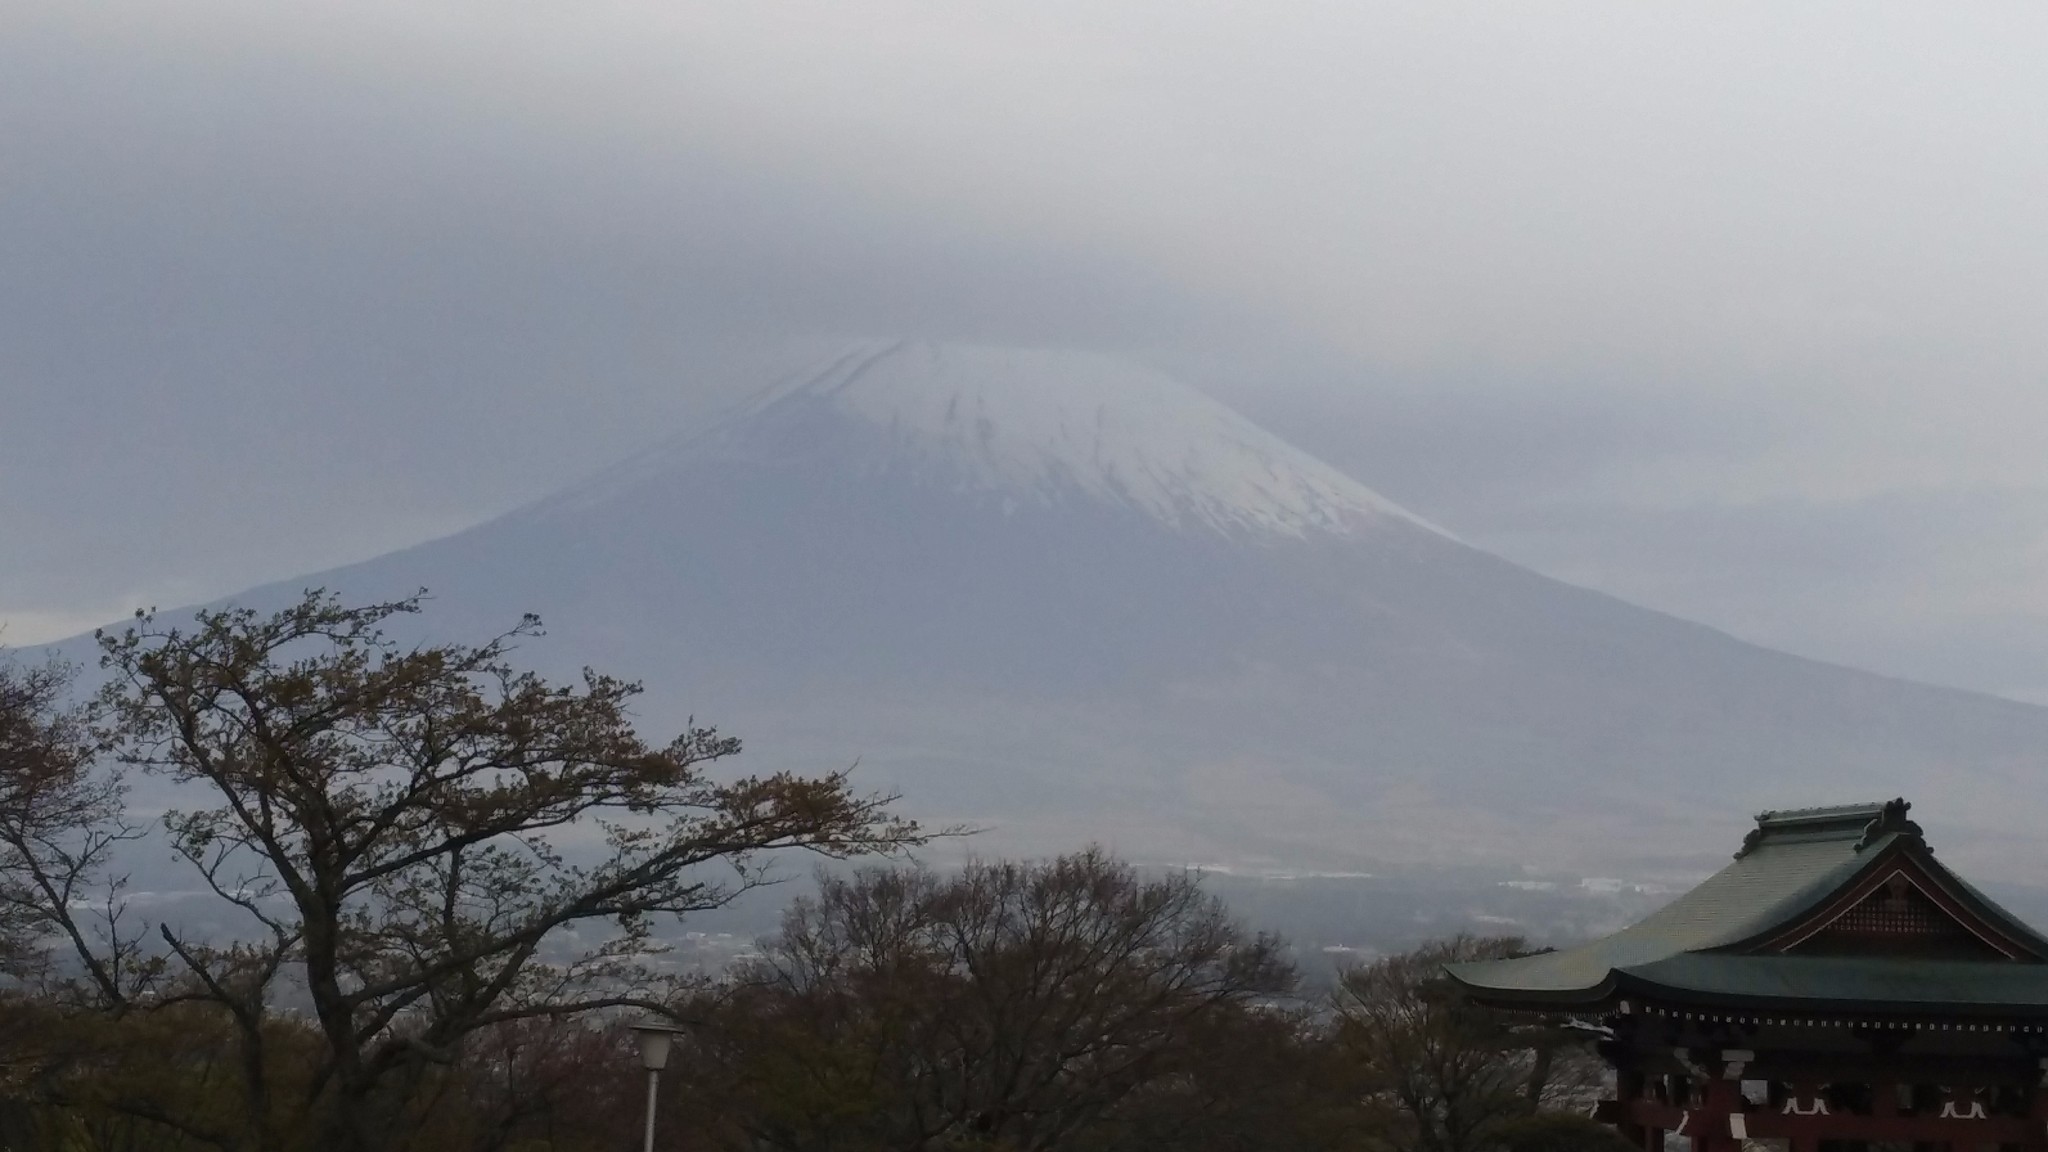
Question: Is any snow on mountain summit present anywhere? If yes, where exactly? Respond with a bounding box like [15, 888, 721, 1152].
[576, 341, 1441, 541]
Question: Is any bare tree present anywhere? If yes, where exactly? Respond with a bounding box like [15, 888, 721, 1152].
[1333, 935, 1602, 1152]
[680, 849, 1299, 1151]
[0, 655, 146, 999]
[53, 589, 920, 1152]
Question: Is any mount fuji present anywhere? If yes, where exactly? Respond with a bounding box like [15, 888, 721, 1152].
[81, 341, 2048, 875]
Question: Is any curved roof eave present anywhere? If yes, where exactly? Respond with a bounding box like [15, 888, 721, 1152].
[1607, 957, 2048, 1019]
[1442, 960, 1621, 1007]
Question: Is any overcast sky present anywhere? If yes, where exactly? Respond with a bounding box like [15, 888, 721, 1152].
[6, 2, 2048, 700]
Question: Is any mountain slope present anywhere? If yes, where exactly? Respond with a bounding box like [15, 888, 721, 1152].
[107, 341, 2048, 876]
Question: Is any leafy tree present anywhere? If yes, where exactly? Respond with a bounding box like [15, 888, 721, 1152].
[381, 1014, 641, 1152]
[1332, 935, 1600, 1152]
[5, 1005, 644, 1152]
[33, 590, 918, 1152]
[13, 999, 316, 1152]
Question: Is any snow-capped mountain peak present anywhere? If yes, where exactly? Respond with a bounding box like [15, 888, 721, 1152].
[89, 341, 2048, 876]
[574, 340, 1440, 541]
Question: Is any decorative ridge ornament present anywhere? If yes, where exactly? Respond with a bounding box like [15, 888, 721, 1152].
[1735, 800, 1906, 858]
[1736, 825, 1765, 859]
[1856, 798, 1924, 853]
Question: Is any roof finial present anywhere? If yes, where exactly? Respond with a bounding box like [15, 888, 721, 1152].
[1855, 797, 1923, 852]
[1735, 823, 1766, 859]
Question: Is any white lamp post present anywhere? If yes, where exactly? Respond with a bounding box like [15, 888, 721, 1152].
[630, 1019, 683, 1152]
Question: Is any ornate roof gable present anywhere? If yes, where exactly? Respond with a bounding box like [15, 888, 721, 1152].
[1775, 871, 2008, 959]
[1732, 801, 2043, 961]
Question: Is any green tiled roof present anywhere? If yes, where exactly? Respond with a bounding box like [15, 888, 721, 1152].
[1446, 800, 2048, 1014]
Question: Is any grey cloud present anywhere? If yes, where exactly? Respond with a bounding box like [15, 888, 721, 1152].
[0, 4, 1241, 624]
[1469, 489, 2048, 702]
[6, 0, 2048, 708]
[1231, 379, 1766, 519]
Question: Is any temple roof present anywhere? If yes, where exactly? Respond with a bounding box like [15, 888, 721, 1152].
[1446, 800, 2048, 1016]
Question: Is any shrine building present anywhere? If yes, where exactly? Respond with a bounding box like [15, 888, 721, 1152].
[1446, 799, 2048, 1152]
